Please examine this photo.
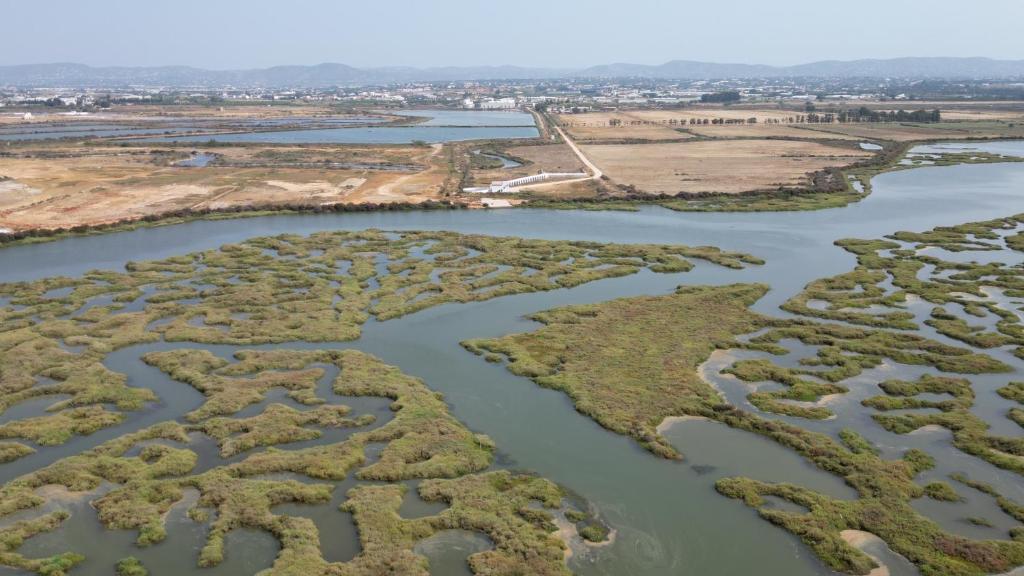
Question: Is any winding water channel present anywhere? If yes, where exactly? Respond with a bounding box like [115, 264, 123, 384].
[2, 141, 1024, 575]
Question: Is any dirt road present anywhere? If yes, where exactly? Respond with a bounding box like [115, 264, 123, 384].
[508, 124, 602, 193]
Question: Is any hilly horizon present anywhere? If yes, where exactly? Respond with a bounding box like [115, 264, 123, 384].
[2, 57, 1024, 87]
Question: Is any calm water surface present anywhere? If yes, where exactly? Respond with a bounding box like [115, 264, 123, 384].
[143, 125, 539, 145]
[141, 109, 539, 144]
[3, 141, 1024, 576]
[0, 115, 382, 142]
[386, 109, 537, 127]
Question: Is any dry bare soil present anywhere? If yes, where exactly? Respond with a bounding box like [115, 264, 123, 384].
[0, 144, 445, 231]
[580, 139, 870, 194]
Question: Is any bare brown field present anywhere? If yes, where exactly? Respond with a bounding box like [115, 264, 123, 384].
[685, 123, 863, 140]
[0, 144, 443, 231]
[580, 139, 871, 194]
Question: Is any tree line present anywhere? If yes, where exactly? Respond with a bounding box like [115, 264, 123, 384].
[700, 91, 741, 103]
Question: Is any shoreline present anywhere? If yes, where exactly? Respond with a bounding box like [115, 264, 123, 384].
[6, 136, 1021, 249]
[655, 415, 711, 435]
[0, 199, 469, 249]
[553, 514, 618, 561]
[840, 530, 890, 576]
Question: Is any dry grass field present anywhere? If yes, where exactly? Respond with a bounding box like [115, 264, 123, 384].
[684, 123, 863, 140]
[556, 108, 851, 141]
[623, 109, 801, 123]
[558, 106, 1024, 143]
[557, 112, 690, 141]
[798, 122, 1024, 141]
[812, 100, 1024, 120]
[580, 139, 871, 194]
[505, 144, 585, 172]
[518, 104, 1024, 201]
[0, 144, 444, 231]
[915, 110, 1024, 122]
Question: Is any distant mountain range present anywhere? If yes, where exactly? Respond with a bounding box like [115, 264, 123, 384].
[2, 58, 1024, 87]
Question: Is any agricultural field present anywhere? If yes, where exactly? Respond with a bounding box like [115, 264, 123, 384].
[685, 123, 864, 139]
[579, 139, 871, 194]
[620, 108, 805, 124]
[531, 104, 1024, 208]
[910, 109, 1024, 122]
[799, 122, 1024, 142]
[554, 108, 815, 142]
[555, 112, 691, 141]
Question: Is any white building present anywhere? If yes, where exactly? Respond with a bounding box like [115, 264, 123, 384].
[478, 98, 517, 110]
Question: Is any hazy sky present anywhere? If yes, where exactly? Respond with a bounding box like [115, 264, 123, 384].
[3, 0, 1023, 69]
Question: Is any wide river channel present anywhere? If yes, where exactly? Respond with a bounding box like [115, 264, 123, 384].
[2, 141, 1024, 575]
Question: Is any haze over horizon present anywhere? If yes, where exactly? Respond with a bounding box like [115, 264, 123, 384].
[3, 0, 1023, 70]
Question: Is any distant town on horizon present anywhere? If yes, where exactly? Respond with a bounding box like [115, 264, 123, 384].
[4, 56, 1024, 88]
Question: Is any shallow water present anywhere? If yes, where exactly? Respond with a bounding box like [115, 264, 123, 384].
[386, 109, 536, 127]
[0, 126, 203, 141]
[3, 141, 1024, 575]
[140, 109, 539, 144]
[414, 530, 493, 576]
[0, 116, 388, 142]
[474, 149, 522, 168]
[142, 125, 540, 145]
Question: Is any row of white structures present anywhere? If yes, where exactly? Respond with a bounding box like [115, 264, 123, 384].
[463, 172, 588, 194]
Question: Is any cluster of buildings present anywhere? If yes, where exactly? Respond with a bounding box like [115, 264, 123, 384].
[1, 76, 1014, 113]
[462, 97, 517, 110]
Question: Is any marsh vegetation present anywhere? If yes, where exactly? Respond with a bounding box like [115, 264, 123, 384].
[0, 230, 760, 574]
[465, 212, 1024, 575]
